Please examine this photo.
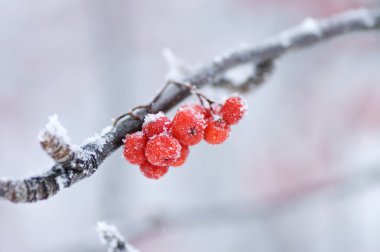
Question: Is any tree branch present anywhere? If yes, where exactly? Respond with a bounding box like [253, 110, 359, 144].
[0, 8, 379, 203]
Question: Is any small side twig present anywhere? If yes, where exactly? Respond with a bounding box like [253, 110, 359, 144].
[97, 222, 138, 252]
[38, 115, 79, 168]
[213, 60, 275, 93]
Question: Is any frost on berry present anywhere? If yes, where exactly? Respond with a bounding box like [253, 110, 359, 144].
[142, 112, 172, 137]
[204, 118, 231, 145]
[171, 107, 206, 146]
[140, 161, 169, 179]
[172, 145, 190, 167]
[123, 131, 148, 165]
[145, 134, 181, 166]
[220, 95, 247, 125]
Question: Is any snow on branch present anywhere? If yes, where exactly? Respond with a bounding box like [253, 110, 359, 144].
[0, 8, 379, 203]
[97, 222, 138, 252]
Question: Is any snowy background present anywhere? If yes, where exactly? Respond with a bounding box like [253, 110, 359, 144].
[1, 0, 380, 251]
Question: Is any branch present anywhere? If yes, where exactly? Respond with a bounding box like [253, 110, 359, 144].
[97, 222, 138, 252]
[0, 8, 379, 203]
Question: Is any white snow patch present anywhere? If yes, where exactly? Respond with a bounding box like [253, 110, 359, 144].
[345, 8, 376, 27]
[38, 114, 70, 143]
[83, 133, 107, 151]
[83, 126, 114, 152]
[55, 176, 68, 189]
[143, 112, 165, 126]
[280, 17, 322, 47]
[101, 125, 113, 135]
[213, 42, 250, 65]
[75, 149, 94, 162]
[302, 18, 322, 36]
[223, 63, 254, 85]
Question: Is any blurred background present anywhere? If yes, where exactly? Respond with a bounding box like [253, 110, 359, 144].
[1, 0, 380, 251]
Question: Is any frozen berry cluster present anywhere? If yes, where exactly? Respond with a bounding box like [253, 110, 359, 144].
[123, 95, 247, 179]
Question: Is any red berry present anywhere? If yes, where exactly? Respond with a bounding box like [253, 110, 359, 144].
[204, 118, 231, 144]
[140, 161, 168, 179]
[172, 145, 190, 167]
[145, 134, 181, 166]
[220, 96, 247, 125]
[123, 132, 148, 165]
[172, 107, 206, 146]
[181, 104, 208, 118]
[142, 112, 171, 137]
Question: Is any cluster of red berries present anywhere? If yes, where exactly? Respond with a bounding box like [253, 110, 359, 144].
[123, 95, 247, 179]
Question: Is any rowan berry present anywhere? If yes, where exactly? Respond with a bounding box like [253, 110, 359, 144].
[204, 118, 231, 144]
[123, 132, 148, 165]
[142, 112, 171, 137]
[172, 145, 190, 167]
[171, 107, 206, 146]
[145, 134, 181, 166]
[139, 161, 168, 179]
[181, 104, 208, 118]
[220, 96, 247, 125]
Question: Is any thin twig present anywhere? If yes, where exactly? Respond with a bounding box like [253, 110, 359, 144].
[0, 8, 379, 203]
[97, 222, 138, 252]
[39, 115, 82, 169]
[213, 60, 275, 93]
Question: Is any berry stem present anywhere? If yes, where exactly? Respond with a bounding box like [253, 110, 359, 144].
[168, 80, 220, 111]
